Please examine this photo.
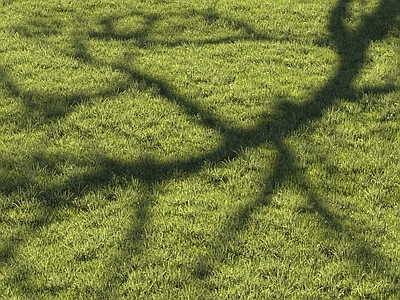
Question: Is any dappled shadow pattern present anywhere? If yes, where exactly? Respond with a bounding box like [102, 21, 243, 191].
[1, 0, 399, 297]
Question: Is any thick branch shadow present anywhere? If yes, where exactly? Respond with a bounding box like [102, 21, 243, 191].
[190, 0, 400, 281]
[0, 0, 399, 297]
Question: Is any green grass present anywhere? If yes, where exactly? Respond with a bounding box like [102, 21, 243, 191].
[0, 0, 399, 298]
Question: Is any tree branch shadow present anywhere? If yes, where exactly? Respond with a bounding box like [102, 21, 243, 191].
[0, 0, 399, 297]
[87, 7, 273, 47]
[190, 0, 400, 285]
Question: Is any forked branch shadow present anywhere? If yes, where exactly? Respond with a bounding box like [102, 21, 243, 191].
[191, 0, 400, 281]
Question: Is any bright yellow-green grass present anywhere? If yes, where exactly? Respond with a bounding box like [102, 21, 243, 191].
[1, 0, 399, 299]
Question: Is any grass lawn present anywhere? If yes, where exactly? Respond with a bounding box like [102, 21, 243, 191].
[1, 0, 399, 298]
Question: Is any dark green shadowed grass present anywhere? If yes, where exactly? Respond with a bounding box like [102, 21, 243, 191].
[0, 0, 399, 299]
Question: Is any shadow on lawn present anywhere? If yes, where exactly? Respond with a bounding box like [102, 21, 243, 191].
[0, 0, 399, 297]
[193, 0, 400, 279]
[87, 6, 272, 47]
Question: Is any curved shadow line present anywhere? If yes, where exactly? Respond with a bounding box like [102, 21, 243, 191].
[88, 7, 273, 47]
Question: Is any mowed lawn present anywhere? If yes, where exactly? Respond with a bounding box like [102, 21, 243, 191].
[0, 0, 399, 298]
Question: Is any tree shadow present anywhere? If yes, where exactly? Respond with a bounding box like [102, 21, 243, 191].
[190, 0, 400, 284]
[0, 0, 399, 297]
[1, 4, 276, 125]
[0, 5, 276, 295]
